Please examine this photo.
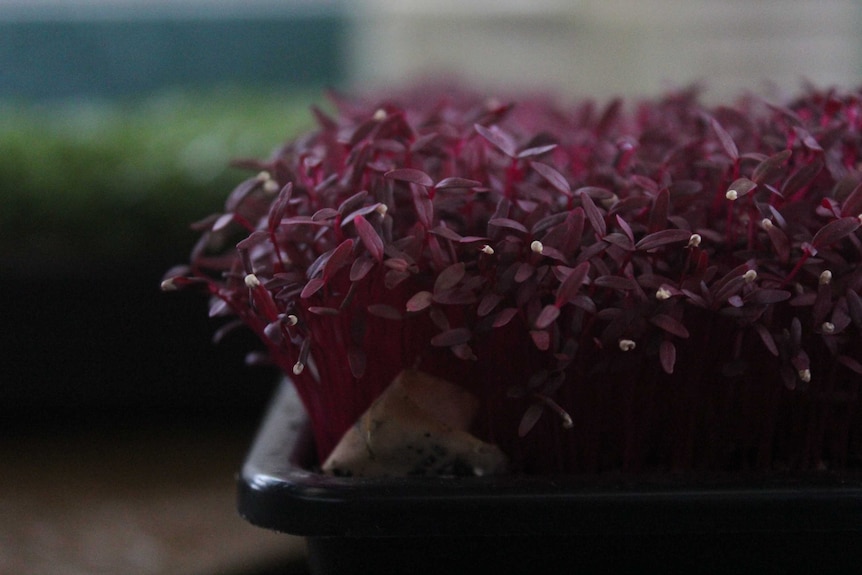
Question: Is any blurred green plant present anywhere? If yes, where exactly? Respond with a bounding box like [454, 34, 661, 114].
[0, 89, 317, 265]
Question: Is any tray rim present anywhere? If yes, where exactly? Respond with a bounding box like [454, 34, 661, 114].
[238, 379, 862, 537]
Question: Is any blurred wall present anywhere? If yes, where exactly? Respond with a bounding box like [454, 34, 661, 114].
[349, 0, 862, 102]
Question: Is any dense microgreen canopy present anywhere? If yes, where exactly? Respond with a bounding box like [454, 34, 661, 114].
[166, 84, 862, 474]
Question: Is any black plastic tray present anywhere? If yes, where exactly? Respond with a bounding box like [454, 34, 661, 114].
[239, 380, 862, 574]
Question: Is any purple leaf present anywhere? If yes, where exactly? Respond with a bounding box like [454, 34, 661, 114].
[753, 323, 779, 356]
[406, 290, 434, 312]
[263, 321, 283, 344]
[474, 123, 517, 158]
[710, 116, 739, 161]
[781, 160, 823, 198]
[650, 314, 690, 338]
[410, 132, 441, 153]
[593, 275, 636, 291]
[208, 298, 230, 318]
[555, 261, 590, 306]
[514, 262, 534, 283]
[412, 186, 434, 227]
[811, 217, 861, 249]
[615, 214, 635, 243]
[596, 98, 622, 136]
[384, 270, 410, 289]
[432, 288, 478, 305]
[323, 238, 355, 281]
[350, 255, 375, 282]
[713, 275, 747, 305]
[212, 213, 235, 233]
[312, 208, 339, 221]
[752, 149, 792, 184]
[535, 304, 561, 329]
[790, 292, 817, 307]
[347, 344, 367, 379]
[604, 233, 634, 251]
[659, 340, 676, 374]
[367, 304, 402, 320]
[530, 161, 571, 195]
[830, 304, 852, 334]
[385, 168, 434, 188]
[682, 288, 709, 309]
[426, 234, 445, 267]
[846, 289, 862, 328]
[300, 278, 325, 299]
[267, 183, 293, 233]
[813, 282, 833, 325]
[478, 292, 503, 316]
[459, 235, 491, 244]
[434, 262, 466, 293]
[539, 245, 568, 262]
[431, 328, 472, 347]
[235, 230, 269, 251]
[383, 255, 414, 273]
[493, 308, 520, 328]
[791, 349, 810, 371]
[766, 102, 803, 126]
[746, 289, 791, 304]
[571, 294, 597, 313]
[631, 174, 659, 193]
[190, 213, 220, 232]
[791, 316, 803, 347]
[727, 295, 744, 308]
[337, 190, 368, 216]
[518, 143, 558, 159]
[281, 216, 329, 227]
[565, 208, 585, 253]
[840, 182, 862, 218]
[530, 330, 551, 350]
[354, 215, 385, 262]
[308, 306, 339, 316]
[838, 355, 862, 375]
[311, 104, 337, 130]
[429, 307, 450, 331]
[348, 345, 366, 378]
[635, 229, 692, 251]
[430, 225, 463, 242]
[306, 251, 332, 281]
[346, 117, 379, 148]
[212, 319, 244, 344]
[579, 192, 606, 237]
[435, 177, 482, 190]
[518, 403, 544, 437]
[451, 343, 477, 361]
[225, 177, 262, 212]
[781, 366, 797, 390]
[341, 203, 387, 227]
[727, 178, 757, 199]
[763, 221, 791, 263]
[488, 217, 528, 234]
[793, 126, 823, 152]
[648, 188, 669, 233]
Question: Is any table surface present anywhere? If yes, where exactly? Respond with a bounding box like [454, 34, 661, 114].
[0, 420, 309, 575]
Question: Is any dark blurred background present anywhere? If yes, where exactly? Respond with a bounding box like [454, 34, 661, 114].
[0, 1, 859, 574]
[0, 1, 346, 434]
[0, 2, 346, 573]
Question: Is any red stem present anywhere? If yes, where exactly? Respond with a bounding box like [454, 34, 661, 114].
[781, 249, 811, 287]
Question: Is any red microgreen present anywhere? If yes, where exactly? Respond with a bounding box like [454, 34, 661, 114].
[167, 82, 862, 475]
